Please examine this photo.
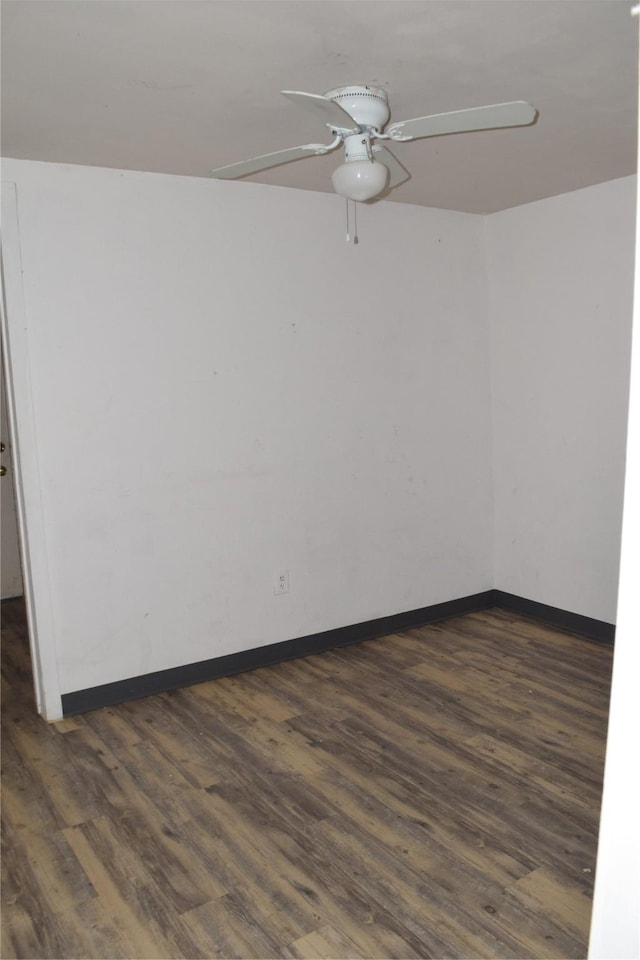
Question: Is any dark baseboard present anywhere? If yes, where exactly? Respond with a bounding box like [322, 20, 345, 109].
[60, 590, 495, 716]
[493, 590, 616, 644]
[61, 588, 615, 716]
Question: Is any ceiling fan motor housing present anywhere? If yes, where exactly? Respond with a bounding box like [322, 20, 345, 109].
[324, 85, 390, 132]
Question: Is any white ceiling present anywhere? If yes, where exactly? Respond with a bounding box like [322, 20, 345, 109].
[1, 0, 637, 213]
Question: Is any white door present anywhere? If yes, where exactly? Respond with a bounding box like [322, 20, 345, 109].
[1, 359, 24, 599]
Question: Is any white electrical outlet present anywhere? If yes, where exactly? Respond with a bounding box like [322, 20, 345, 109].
[274, 570, 289, 595]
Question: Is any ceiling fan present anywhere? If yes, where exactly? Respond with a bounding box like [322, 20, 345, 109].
[210, 84, 537, 203]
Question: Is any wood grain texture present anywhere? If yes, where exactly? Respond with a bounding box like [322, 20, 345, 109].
[1, 598, 612, 959]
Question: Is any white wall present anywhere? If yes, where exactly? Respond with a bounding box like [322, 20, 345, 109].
[588, 190, 640, 956]
[588, 52, 640, 946]
[3, 160, 635, 720]
[486, 177, 636, 623]
[1, 159, 493, 714]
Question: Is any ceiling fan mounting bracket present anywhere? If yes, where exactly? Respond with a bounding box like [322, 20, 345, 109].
[324, 85, 391, 132]
[306, 134, 343, 155]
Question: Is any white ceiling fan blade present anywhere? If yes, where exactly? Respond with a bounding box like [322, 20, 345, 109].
[372, 145, 411, 189]
[387, 100, 537, 141]
[281, 90, 362, 134]
[210, 144, 327, 180]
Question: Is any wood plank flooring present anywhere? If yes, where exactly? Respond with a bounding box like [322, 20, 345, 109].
[1, 598, 613, 959]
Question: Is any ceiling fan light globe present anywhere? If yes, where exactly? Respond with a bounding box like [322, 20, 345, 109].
[331, 159, 389, 202]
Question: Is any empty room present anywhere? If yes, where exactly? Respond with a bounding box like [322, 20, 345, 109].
[1, 1, 638, 958]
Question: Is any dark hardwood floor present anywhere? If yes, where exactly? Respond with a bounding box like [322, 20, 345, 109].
[1, 597, 613, 959]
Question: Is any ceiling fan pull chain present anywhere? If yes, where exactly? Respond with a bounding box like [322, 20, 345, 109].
[345, 198, 350, 242]
[353, 201, 359, 245]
